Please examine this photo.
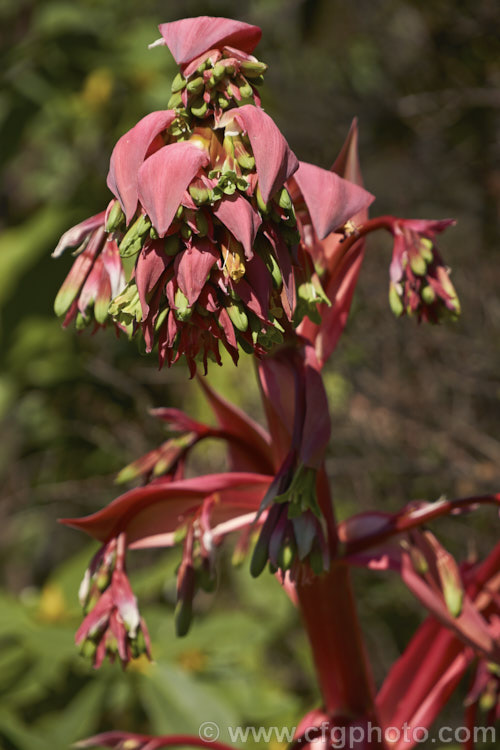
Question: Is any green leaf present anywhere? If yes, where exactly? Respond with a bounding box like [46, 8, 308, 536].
[0, 209, 68, 306]
[0, 709, 52, 750]
[40, 680, 107, 746]
[139, 664, 239, 735]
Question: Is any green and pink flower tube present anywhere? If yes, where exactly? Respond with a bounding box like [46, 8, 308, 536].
[52, 15, 497, 750]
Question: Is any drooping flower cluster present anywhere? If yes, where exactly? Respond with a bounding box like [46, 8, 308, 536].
[53, 209, 125, 331]
[249, 343, 333, 581]
[62, 378, 277, 648]
[250, 458, 330, 579]
[388, 218, 461, 323]
[52, 16, 373, 374]
[76, 534, 151, 668]
[114, 407, 213, 485]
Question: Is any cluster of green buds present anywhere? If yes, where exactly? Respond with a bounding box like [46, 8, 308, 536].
[167, 48, 267, 121]
[389, 220, 461, 324]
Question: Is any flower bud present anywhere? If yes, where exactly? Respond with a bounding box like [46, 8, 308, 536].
[186, 76, 204, 95]
[105, 201, 125, 232]
[224, 301, 247, 332]
[421, 285, 436, 305]
[174, 289, 193, 321]
[109, 280, 142, 325]
[278, 187, 293, 210]
[256, 239, 282, 289]
[409, 253, 427, 276]
[250, 525, 272, 578]
[255, 186, 269, 215]
[217, 94, 230, 111]
[212, 62, 227, 82]
[80, 639, 97, 660]
[278, 541, 296, 571]
[171, 72, 186, 93]
[239, 81, 254, 99]
[165, 235, 181, 256]
[189, 182, 211, 205]
[190, 99, 208, 118]
[195, 210, 209, 237]
[389, 282, 404, 317]
[119, 215, 151, 258]
[167, 91, 183, 109]
[240, 60, 268, 78]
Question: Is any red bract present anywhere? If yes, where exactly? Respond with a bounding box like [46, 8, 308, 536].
[115, 386, 275, 485]
[154, 17, 262, 68]
[296, 119, 372, 367]
[292, 158, 374, 241]
[218, 105, 299, 203]
[107, 111, 177, 224]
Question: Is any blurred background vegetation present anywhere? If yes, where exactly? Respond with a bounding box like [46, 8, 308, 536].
[0, 0, 499, 748]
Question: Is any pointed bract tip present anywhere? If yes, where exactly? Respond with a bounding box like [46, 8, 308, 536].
[107, 110, 177, 225]
[157, 17, 262, 67]
[52, 212, 106, 258]
[219, 105, 298, 204]
[294, 161, 374, 239]
[148, 38, 167, 50]
[331, 117, 362, 184]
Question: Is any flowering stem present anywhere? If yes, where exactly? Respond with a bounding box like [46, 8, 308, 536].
[296, 561, 378, 715]
[317, 466, 339, 559]
[339, 215, 395, 255]
[296, 474, 377, 721]
[342, 493, 500, 558]
[115, 532, 126, 571]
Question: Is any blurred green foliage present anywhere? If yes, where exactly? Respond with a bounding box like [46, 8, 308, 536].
[0, 542, 312, 750]
[1, 0, 500, 748]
